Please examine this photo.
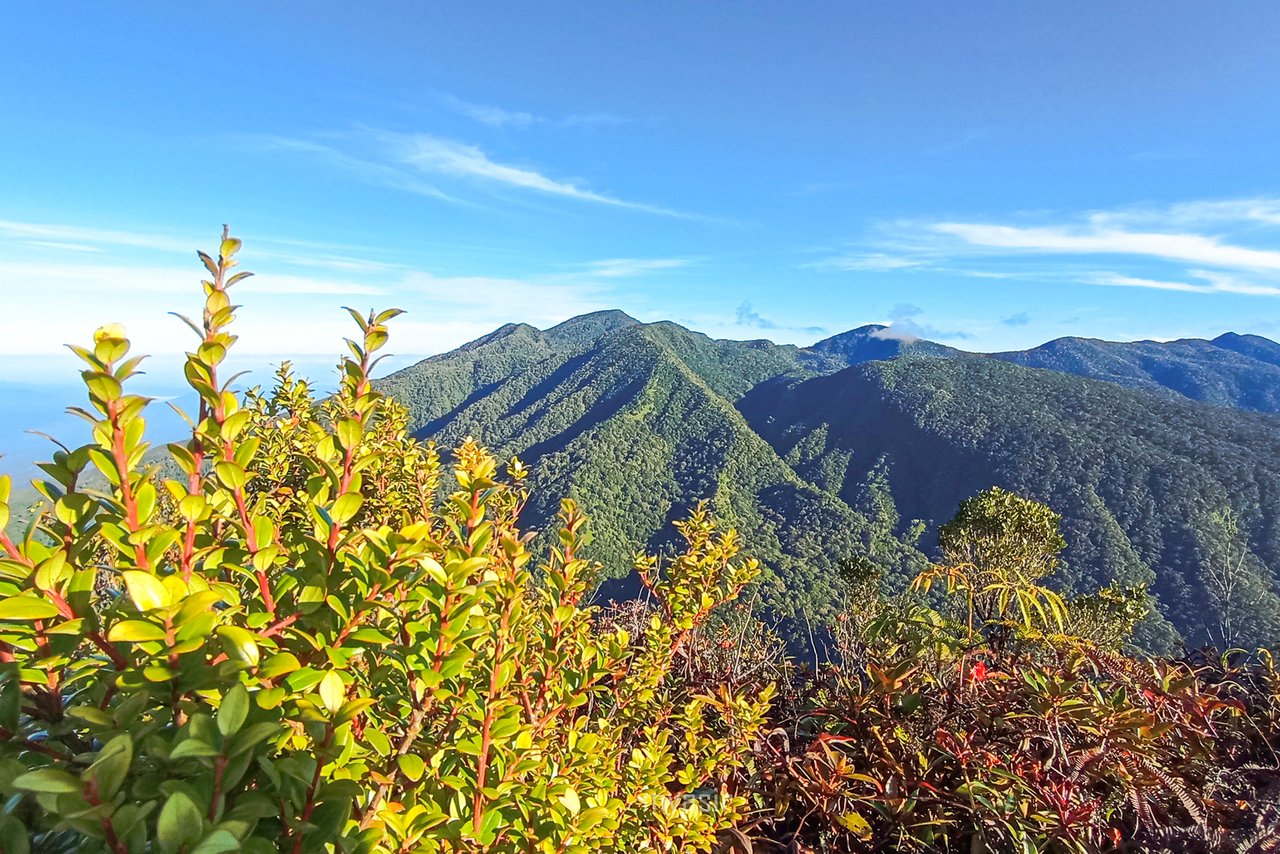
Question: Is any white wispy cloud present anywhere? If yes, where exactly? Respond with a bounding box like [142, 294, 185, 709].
[442, 94, 629, 130]
[812, 197, 1280, 298]
[444, 95, 538, 128]
[249, 136, 462, 204]
[252, 130, 700, 219]
[931, 222, 1280, 272]
[0, 220, 194, 253]
[805, 253, 926, 272]
[380, 131, 692, 217]
[1101, 198, 1280, 229]
[881, 303, 974, 341]
[1089, 274, 1210, 293]
[578, 258, 689, 277]
[0, 262, 387, 356]
[1194, 270, 1280, 296]
[399, 270, 606, 318]
[20, 240, 101, 253]
[0, 217, 409, 275]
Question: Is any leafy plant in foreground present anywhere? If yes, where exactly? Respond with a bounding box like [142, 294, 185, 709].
[0, 231, 771, 853]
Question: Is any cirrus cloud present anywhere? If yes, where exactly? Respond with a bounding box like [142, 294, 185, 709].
[812, 197, 1280, 299]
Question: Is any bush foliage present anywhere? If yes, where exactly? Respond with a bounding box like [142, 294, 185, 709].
[752, 489, 1280, 853]
[0, 233, 771, 853]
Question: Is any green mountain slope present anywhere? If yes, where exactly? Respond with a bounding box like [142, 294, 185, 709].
[739, 357, 1280, 649]
[378, 320, 892, 634]
[380, 312, 1280, 650]
[991, 335, 1280, 412]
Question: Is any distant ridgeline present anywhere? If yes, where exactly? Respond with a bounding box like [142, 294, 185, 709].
[376, 311, 1280, 652]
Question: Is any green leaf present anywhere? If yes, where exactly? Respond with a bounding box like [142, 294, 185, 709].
[178, 494, 207, 521]
[190, 830, 241, 854]
[559, 787, 580, 815]
[366, 728, 391, 756]
[122, 570, 169, 611]
[334, 697, 377, 727]
[85, 734, 132, 800]
[336, 418, 362, 451]
[397, 753, 425, 782]
[331, 492, 363, 526]
[217, 625, 260, 666]
[0, 595, 61, 620]
[107, 619, 166, 642]
[169, 738, 221, 760]
[156, 791, 203, 854]
[33, 552, 68, 592]
[226, 721, 283, 757]
[0, 815, 31, 854]
[198, 342, 227, 367]
[318, 671, 345, 715]
[256, 686, 287, 710]
[84, 371, 122, 402]
[217, 684, 250, 737]
[214, 461, 247, 490]
[12, 768, 82, 794]
[259, 651, 301, 679]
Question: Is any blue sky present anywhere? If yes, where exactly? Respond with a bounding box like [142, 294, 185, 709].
[3, 1, 1280, 419]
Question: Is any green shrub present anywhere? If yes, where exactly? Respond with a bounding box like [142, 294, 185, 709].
[0, 232, 771, 852]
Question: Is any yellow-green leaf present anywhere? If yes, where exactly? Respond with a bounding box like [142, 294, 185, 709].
[397, 753, 425, 782]
[214, 461, 246, 490]
[122, 570, 169, 612]
[318, 671, 345, 715]
[331, 493, 363, 526]
[0, 596, 60, 621]
[217, 626, 260, 666]
[220, 237, 242, 259]
[12, 768, 82, 794]
[108, 620, 166, 642]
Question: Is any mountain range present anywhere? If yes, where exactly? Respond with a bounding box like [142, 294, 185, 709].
[377, 311, 1280, 652]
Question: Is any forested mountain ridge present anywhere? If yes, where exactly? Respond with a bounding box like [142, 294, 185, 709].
[740, 357, 1280, 650]
[378, 312, 1280, 649]
[380, 316, 888, 634]
[990, 332, 1280, 412]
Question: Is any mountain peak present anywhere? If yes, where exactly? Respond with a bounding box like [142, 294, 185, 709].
[456, 322, 540, 352]
[810, 324, 957, 363]
[1211, 332, 1280, 368]
[544, 309, 641, 344]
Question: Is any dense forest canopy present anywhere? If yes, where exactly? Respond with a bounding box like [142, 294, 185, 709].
[378, 312, 1280, 651]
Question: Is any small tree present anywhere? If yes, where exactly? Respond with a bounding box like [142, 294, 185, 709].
[914, 486, 1068, 635]
[0, 232, 771, 853]
[1200, 505, 1274, 649]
